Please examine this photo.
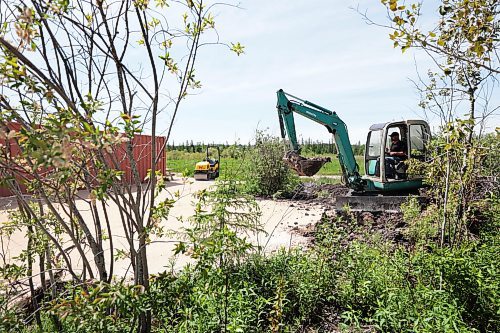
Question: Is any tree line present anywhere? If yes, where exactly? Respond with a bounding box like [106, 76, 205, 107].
[167, 139, 366, 156]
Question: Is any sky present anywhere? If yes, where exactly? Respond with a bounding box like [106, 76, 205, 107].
[159, 0, 498, 145]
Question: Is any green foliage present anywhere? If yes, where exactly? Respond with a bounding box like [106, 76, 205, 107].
[242, 131, 299, 197]
[407, 120, 496, 246]
[481, 131, 500, 178]
[147, 249, 336, 333]
[308, 203, 498, 333]
[415, 243, 500, 332]
[247, 250, 336, 328]
[47, 283, 146, 333]
[145, 181, 335, 332]
[401, 198, 439, 245]
[337, 242, 470, 332]
[0, 297, 24, 332]
[230, 42, 245, 56]
[381, 0, 499, 74]
[334, 240, 499, 332]
[12, 197, 500, 333]
[179, 179, 263, 268]
[165, 179, 265, 332]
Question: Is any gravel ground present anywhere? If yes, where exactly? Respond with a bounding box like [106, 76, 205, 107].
[0, 176, 325, 280]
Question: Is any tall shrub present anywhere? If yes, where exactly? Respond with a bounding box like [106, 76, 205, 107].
[244, 131, 299, 197]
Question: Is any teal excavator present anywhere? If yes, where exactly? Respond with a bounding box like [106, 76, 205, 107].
[277, 89, 431, 211]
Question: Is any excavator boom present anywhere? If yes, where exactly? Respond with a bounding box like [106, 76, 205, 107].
[276, 89, 365, 191]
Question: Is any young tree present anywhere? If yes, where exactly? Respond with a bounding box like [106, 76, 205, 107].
[376, 0, 499, 245]
[380, 0, 499, 74]
[0, 1, 242, 331]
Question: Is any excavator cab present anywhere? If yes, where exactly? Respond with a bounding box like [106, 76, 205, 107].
[364, 120, 430, 191]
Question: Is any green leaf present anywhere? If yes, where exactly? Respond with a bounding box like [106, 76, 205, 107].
[230, 42, 245, 56]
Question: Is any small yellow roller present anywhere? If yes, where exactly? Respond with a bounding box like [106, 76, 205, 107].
[194, 146, 220, 181]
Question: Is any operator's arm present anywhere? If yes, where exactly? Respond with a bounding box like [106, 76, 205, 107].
[388, 141, 407, 157]
[389, 151, 406, 157]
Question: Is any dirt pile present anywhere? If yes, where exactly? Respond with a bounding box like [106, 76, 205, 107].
[283, 151, 331, 176]
[308, 210, 408, 247]
[288, 183, 408, 247]
[317, 183, 350, 197]
[288, 182, 350, 201]
[475, 176, 499, 198]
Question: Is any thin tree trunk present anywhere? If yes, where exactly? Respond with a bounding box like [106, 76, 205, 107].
[26, 223, 42, 328]
[440, 152, 451, 247]
[45, 246, 62, 332]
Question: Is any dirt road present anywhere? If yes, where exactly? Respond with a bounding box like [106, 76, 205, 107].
[0, 176, 324, 279]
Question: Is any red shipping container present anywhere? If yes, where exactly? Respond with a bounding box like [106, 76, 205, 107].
[0, 123, 166, 197]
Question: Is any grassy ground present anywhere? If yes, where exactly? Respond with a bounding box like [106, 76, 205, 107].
[166, 155, 248, 178]
[166, 151, 365, 177]
[306, 154, 365, 175]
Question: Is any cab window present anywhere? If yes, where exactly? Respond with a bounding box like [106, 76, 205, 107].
[366, 130, 382, 177]
[409, 125, 428, 160]
[367, 130, 382, 157]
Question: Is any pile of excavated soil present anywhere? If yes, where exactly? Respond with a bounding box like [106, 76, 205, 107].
[294, 209, 408, 248]
[287, 182, 350, 202]
[317, 183, 350, 197]
[287, 182, 409, 248]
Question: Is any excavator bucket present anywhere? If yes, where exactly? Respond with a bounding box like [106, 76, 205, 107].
[283, 151, 331, 177]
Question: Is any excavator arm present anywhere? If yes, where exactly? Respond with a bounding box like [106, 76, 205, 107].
[276, 89, 365, 191]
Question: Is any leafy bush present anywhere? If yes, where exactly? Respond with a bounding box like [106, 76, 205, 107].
[337, 242, 470, 332]
[243, 131, 299, 197]
[0, 297, 24, 333]
[237, 250, 336, 328]
[46, 283, 144, 333]
[401, 198, 439, 245]
[334, 240, 499, 332]
[147, 249, 335, 333]
[480, 132, 500, 178]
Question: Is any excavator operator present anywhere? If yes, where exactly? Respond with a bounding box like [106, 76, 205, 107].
[386, 132, 407, 179]
[388, 132, 407, 160]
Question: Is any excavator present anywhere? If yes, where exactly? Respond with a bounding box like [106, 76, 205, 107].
[277, 89, 431, 211]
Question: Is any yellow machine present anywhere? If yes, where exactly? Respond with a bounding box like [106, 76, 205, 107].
[194, 146, 220, 181]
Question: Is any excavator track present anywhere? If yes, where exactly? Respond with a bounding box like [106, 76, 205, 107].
[334, 190, 428, 213]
